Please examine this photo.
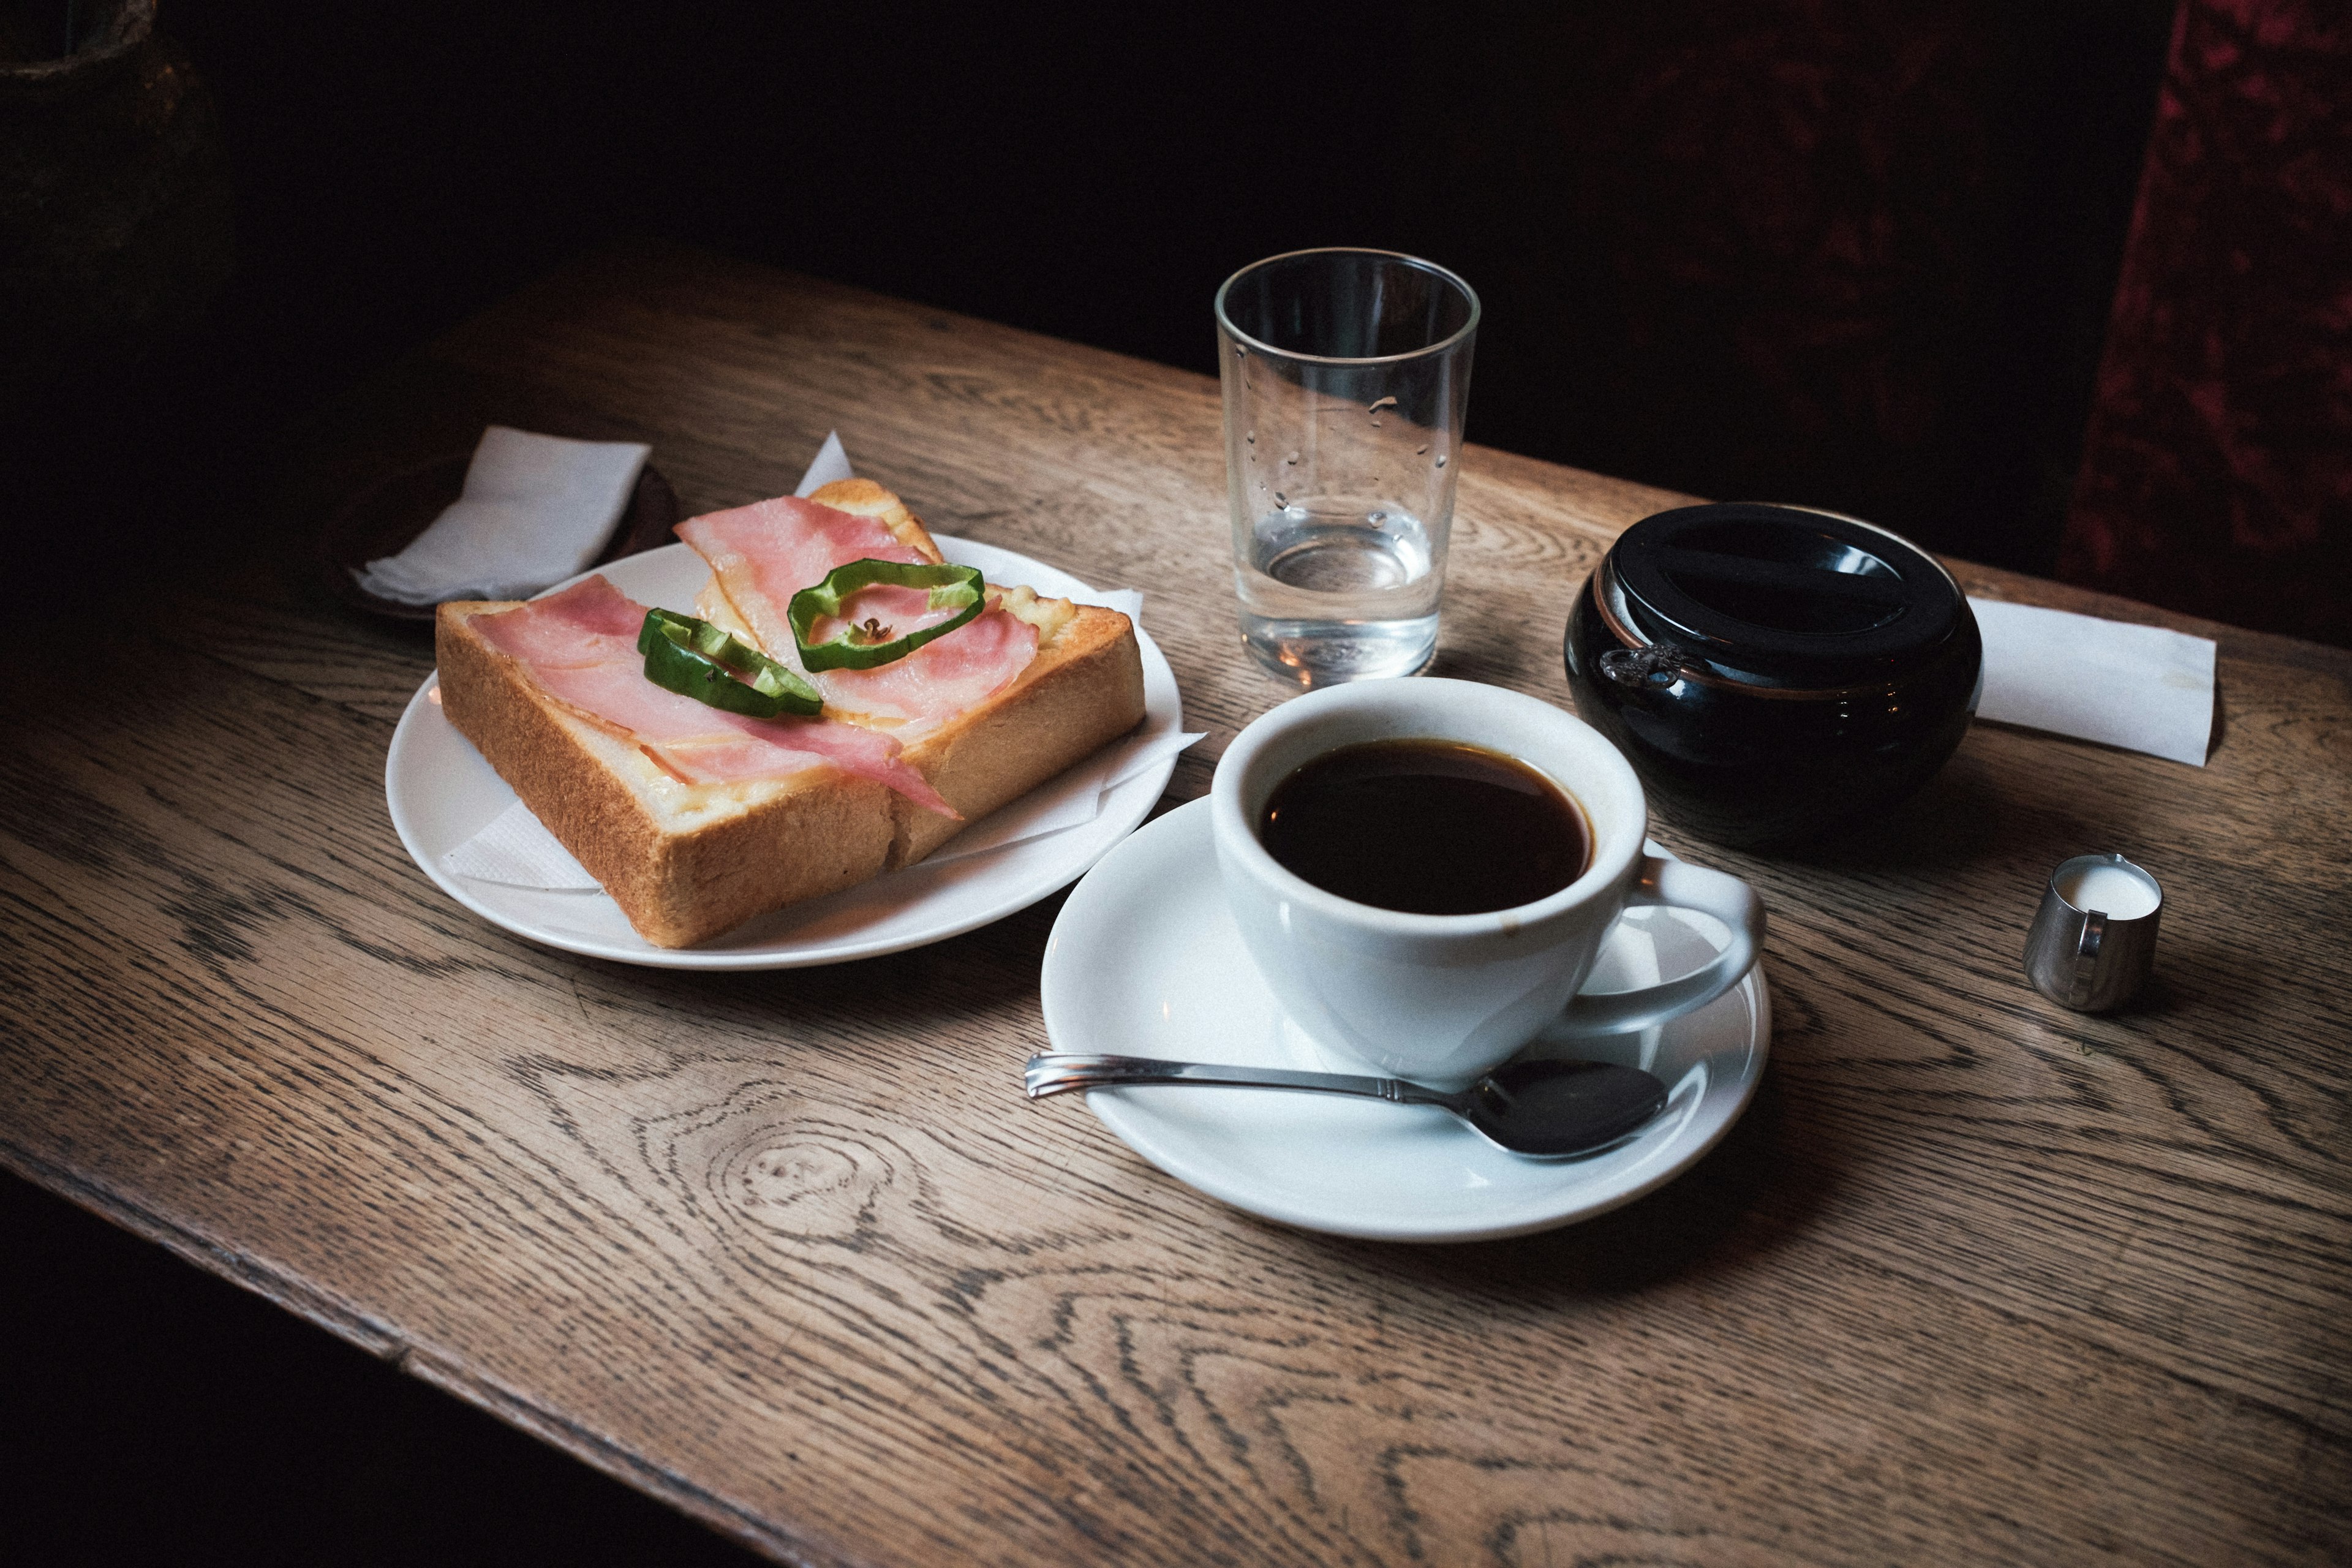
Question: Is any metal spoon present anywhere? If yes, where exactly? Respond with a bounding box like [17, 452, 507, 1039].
[1023, 1052, 1668, 1159]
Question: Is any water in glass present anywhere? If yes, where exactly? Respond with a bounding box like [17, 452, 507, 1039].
[1236, 500, 1439, 682]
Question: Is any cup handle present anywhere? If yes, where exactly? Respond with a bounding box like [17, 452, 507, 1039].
[1553, 856, 1765, 1037]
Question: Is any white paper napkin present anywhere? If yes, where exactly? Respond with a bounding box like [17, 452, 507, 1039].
[356, 426, 650, 605]
[1969, 597, 2216, 766]
[793, 430, 854, 496]
[443, 798, 601, 890]
[440, 439, 1202, 891]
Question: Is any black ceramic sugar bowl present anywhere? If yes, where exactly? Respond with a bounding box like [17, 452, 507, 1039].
[1564, 502, 1982, 850]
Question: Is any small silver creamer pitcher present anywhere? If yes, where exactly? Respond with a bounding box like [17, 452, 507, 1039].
[2026, 853, 2163, 1012]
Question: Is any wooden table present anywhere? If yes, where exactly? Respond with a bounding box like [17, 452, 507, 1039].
[5, 241, 2346, 1567]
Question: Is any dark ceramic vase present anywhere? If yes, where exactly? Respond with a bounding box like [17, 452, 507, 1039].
[1564, 503, 1982, 850]
[0, 0, 233, 420]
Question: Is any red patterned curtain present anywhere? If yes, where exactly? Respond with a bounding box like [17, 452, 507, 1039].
[2059, 0, 2352, 646]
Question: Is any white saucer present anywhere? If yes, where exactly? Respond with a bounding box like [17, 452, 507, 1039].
[386, 537, 1184, 970]
[1039, 798, 1771, 1242]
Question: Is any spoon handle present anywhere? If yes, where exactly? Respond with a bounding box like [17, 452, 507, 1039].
[1024, 1053, 1434, 1105]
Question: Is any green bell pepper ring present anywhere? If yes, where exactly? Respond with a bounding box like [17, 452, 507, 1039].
[638, 608, 823, 719]
[786, 559, 986, 671]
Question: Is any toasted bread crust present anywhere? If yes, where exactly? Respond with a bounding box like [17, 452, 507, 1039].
[430, 481, 1148, 948]
[894, 605, 1145, 864]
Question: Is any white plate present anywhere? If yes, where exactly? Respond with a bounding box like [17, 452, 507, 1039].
[1039, 798, 1770, 1242]
[386, 538, 1184, 969]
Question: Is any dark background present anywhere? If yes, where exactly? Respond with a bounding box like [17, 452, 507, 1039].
[13, 1, 2179, 590]
[4, 0, 2196, 1561]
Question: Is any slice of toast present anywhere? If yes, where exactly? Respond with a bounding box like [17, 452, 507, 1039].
[433, 481, 1145, 947]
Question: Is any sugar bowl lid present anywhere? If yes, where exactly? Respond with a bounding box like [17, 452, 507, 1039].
[1601, 502, 1964, 685]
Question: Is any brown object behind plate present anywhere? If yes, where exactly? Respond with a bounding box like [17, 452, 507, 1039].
[317, 453, 680, 621]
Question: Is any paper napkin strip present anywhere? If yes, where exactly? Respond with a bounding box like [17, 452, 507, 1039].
[793, 431, 855, 496]
[356, 426, 650, 605]
[1970, 597, 2216, 767]
[443, 440, 1200, 889]
[442, 797, 601, 890]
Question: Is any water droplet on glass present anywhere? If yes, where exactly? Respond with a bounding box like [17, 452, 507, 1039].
[1274, 491, 1287, 506]
[1246, 431, 1255, 443]
[1416, 444, 1429, 455]
[1234, 344, 1247, 358]
[1369, 511, 1387, 522]
[1284, 451, 1299, 465]
[1368, 396, 1398, 413]
[1435, 454, 1448, 468]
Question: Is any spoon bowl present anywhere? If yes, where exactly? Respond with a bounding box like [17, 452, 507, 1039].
[1025, 1052, 1667, 1159]
[1456, 1057, 1671, 1156]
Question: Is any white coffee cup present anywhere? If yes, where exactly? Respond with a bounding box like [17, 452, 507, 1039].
[1210, 679, 1764, 1086]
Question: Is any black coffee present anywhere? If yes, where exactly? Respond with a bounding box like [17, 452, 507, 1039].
[1258, 739, 1591, 915]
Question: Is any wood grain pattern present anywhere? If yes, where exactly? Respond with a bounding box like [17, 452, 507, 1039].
[4, 240, 2348, 1566]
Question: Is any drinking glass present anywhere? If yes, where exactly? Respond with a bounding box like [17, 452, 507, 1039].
[1215, 248, 1480, 686]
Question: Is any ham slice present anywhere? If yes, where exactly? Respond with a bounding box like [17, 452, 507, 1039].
[471, 576, 956, 816]
[676, 496, 929, 656]
[816, 606, 1038, 723]
[804, 580, 969, 649]
[676, 495, 1039, 726]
